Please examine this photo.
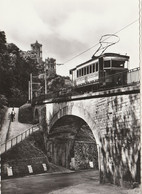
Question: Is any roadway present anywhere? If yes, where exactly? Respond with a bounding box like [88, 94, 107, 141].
[1, 170, 140, 194]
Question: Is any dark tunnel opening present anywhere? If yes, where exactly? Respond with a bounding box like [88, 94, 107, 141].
[46, 115, 98, 170]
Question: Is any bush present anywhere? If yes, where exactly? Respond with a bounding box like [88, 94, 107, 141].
[0, 105, 7, 130]
[18, 103, 33, 123]
[0, 94, 8, 108]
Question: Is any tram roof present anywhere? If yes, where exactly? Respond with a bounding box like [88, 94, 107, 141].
[69, 53, 129, 74]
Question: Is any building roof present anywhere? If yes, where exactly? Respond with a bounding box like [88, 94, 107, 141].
[31, 40, 42, 47]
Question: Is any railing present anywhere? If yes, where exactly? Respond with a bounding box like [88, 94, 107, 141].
[32, 67, 140, 104]
[1, 124, 41, 154]
[75, 67, 140, 89]
[127, 67, 140, 84]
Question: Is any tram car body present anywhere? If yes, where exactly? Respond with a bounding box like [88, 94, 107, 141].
[69, 53, 129, 91]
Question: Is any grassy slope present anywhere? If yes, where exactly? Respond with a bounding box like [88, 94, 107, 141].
[2, 131, 46, 162]
[2, 131, 72, 175]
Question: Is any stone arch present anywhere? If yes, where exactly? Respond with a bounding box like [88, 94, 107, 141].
[48, 104, 101, 146]
[47, 115, 98, 170]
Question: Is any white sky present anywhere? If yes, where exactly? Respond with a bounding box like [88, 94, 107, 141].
[0, 0, 139, 76]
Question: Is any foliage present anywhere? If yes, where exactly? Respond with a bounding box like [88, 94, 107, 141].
[0, 31, 71, 104]
[18, 103, 33, 124]
[47, 75, 72, 93]
[0, 31, 6, 53]
[0, 31, 40, 105]
[0, 94, 8, 108]
[0, 94, 7, 130]
[48, 76, 64, 92]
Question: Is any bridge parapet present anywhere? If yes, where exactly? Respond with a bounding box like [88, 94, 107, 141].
[33, 83, 140, 105]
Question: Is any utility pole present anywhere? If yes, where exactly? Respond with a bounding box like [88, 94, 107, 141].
[45, 67, 47, 95]
[28, 81, 30, 101]
[30, 73, 33, 100]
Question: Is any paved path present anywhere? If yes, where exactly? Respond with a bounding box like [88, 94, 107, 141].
[1, 107, 32, 144]
[1, 170, 141, 194]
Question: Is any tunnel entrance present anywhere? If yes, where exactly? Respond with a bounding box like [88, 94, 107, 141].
[46, 115, 98, 170]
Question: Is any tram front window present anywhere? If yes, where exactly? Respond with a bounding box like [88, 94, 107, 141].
[112, 60, 124, 68]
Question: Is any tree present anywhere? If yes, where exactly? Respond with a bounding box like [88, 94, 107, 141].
[0, 31, 6, 53]
[0, 31, 41, 105]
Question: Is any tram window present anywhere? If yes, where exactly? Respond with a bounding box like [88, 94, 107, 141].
[77, 70, 79, 77]
[96, 63, 98, 71]
[91, 64, 93, 73]
[79, 69, 81, 76]
[112, 60, 124, 68]
[87, 66, 89, 74]
[104, 61, 110, 68]
[90, 65, 92, 73]
[93, 64, 95, 72]
[81, 68, 83, 76]
[84, 67, 86, 75]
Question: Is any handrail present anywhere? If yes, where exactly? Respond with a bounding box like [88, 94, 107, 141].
[1, 124, 41, 154]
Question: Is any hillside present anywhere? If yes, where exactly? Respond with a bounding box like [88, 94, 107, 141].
[1, 131, 72, 179]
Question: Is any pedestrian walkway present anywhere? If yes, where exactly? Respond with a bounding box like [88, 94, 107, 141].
[7, 108, 32, 140]
[1, 107, 32, 145]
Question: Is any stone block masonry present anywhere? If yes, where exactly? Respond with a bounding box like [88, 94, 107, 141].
[34, 85, 140, 186]
[74, 141, 98, 170]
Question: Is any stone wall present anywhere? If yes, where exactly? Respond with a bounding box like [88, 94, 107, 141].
[46, 139, 98, 170]
[99, 93, 140, 186]
[73, 141, 98, 170]
[35, 85, 140, 186]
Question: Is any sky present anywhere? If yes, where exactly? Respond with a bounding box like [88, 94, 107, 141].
[0, 0, 139, 76]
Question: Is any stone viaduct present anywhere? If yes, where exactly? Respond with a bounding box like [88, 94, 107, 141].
[33, 84, 140, 186]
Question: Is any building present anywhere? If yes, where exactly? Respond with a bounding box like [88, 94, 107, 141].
[31, 41, 42, 64]
[45, 57, 56, 77]
[31, 41, 56, 77]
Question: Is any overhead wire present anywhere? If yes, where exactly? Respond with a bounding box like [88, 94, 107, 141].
[60, 19, 139, 65]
